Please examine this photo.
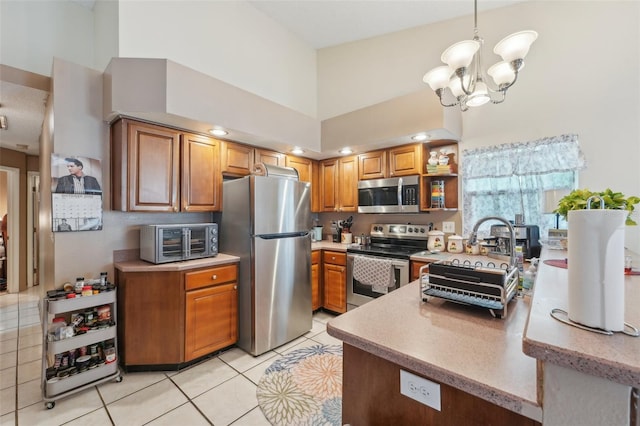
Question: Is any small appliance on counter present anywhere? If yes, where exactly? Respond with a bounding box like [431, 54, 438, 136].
[139, 223, 218, 264]
[487, 224, 541, 259]
[421, 216, 519, 319]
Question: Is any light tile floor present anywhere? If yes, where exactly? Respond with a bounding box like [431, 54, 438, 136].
[0, 287, 340, 425]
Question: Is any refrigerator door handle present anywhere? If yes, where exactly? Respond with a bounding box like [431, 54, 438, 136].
[255, 231, 310, 240]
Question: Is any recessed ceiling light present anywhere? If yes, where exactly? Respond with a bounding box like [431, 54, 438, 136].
[339, 147, 353, 155]
[291, 147, 304, 155]
[412, 133, 429, 141]
[209, 128, 227, 137]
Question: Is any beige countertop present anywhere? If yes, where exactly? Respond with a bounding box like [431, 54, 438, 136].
[311, 240, 349, 251]
[523, 247, 640, 388]
[114, 253, 240, 272]
[326, 279, 542, 421]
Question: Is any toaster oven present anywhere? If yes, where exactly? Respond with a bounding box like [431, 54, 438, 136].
[139, 223, 218, 264]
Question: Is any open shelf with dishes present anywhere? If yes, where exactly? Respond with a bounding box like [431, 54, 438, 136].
[420, 140, 459, 211]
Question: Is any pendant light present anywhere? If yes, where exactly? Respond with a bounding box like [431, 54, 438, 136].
[423, 0, 537, 111]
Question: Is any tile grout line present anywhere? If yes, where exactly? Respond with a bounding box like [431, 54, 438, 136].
[165, 375, 215, 425]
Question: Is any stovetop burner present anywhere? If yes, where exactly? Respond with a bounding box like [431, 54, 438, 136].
[347, 223, 430, 260]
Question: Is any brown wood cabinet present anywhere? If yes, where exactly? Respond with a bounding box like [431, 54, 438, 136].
[111, 119, 180, 212]
[410, 260, 430, 281]
[342, 344, 539, 426]
[221, 141, 254, 176]
[116, 269, 185, 366]
[111, 118, 221, 212]
[181, 133, 221, 212]
[255, 148, 285, 167]
[116, 262, 238, 369]
[320, 156, 358, 212]
[311, 250, 321, 311]
[184, 264, 238, 361]
[358, 150, 387, 180]
[322, 250, 347, 313]
[388, 144, 422, 177]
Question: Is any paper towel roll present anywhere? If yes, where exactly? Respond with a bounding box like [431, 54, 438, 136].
[567, 209, 626, 332]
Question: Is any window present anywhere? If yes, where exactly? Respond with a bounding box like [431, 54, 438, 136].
[461, 134, 586, 240]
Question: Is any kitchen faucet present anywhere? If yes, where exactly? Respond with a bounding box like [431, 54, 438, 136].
[468, 216, 517, 271]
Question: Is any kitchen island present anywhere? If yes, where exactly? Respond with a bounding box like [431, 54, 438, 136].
[327, 248, 640, 425]
[327, 273, 541, 425]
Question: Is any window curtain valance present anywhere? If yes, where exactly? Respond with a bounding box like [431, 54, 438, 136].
[461, 134, 586, 179]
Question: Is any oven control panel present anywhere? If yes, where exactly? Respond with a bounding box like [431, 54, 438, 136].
[370, 223, 429, 239]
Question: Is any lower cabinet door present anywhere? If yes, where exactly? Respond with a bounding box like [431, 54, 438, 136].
[185, 282, 238, 361]
[323, 263, 346, 313]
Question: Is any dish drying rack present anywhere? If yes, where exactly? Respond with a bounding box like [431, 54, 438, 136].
[420, 259, 519, 318]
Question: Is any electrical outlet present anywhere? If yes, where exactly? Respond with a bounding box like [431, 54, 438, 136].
[442, 221, 455, 233]
[400, 370, 441, 410]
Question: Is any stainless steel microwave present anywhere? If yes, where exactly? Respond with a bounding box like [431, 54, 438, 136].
[357, 176, 420, 214]
[140, 223, 218, 264]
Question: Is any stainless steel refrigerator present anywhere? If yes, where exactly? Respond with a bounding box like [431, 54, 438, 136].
[220, 164, 312, 356]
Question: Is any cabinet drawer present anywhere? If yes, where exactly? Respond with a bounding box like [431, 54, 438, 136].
[185, 264, 237, 291]
[323, 251, 346, 266]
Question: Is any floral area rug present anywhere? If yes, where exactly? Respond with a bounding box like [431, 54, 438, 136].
[256, 344, 343, 426]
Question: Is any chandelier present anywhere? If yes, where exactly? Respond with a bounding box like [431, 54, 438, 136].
[423, 0, 537, 111]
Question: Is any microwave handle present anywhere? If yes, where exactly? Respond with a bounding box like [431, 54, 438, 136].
[183, 228, 191, 258]
[397, 177, 403, 207]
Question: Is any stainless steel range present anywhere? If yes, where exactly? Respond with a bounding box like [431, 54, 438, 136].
[347, 223, 430, 309]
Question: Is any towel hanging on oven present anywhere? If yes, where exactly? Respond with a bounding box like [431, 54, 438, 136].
[353, 255, 395, 294]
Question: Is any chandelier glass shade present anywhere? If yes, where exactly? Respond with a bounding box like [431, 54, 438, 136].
[423, 1, 537, 111]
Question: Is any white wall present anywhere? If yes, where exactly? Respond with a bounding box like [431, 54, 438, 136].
[1, 1, 318, 119]
[318, 1, 640, 252]
[116, 0, 318, 118]
[0, 0, 95, 75]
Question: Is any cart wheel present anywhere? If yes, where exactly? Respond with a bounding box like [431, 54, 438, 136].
[115, 375, 123, 383]
[45, 401, 55, 409]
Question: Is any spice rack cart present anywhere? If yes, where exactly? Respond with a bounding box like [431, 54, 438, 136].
[42, 290, 122, 409]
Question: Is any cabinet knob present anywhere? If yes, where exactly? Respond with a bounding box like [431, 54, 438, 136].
[212, 274, 217, 280]
[173, 206, 178, 212]
[331, 256, 336, 260]
[234, 285, 237, 290]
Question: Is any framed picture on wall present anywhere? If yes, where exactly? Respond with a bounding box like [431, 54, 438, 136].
[51, 154, 103, 232]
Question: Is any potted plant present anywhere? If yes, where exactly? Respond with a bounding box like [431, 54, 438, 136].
[554, 188, 640, 225]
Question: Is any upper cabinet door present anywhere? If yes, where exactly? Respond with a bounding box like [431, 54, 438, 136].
[256, 149, 286, 167]
[320, 159, 338, 212]
[388, 144, 422, 177]
[358, 150, 387, 180]
[338, 155, 358, 212]
[221, 141, 254, 176]
[181, 133, 221, 212]
[112, 119, 181, 212]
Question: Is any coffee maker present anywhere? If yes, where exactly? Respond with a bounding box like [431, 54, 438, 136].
[488, 224, 541, 259]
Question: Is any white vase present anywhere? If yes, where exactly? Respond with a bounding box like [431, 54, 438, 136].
[567, 209, 627, 332]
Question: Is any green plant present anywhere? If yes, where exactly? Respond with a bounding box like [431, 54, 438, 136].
[555, 188, 640, 225]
